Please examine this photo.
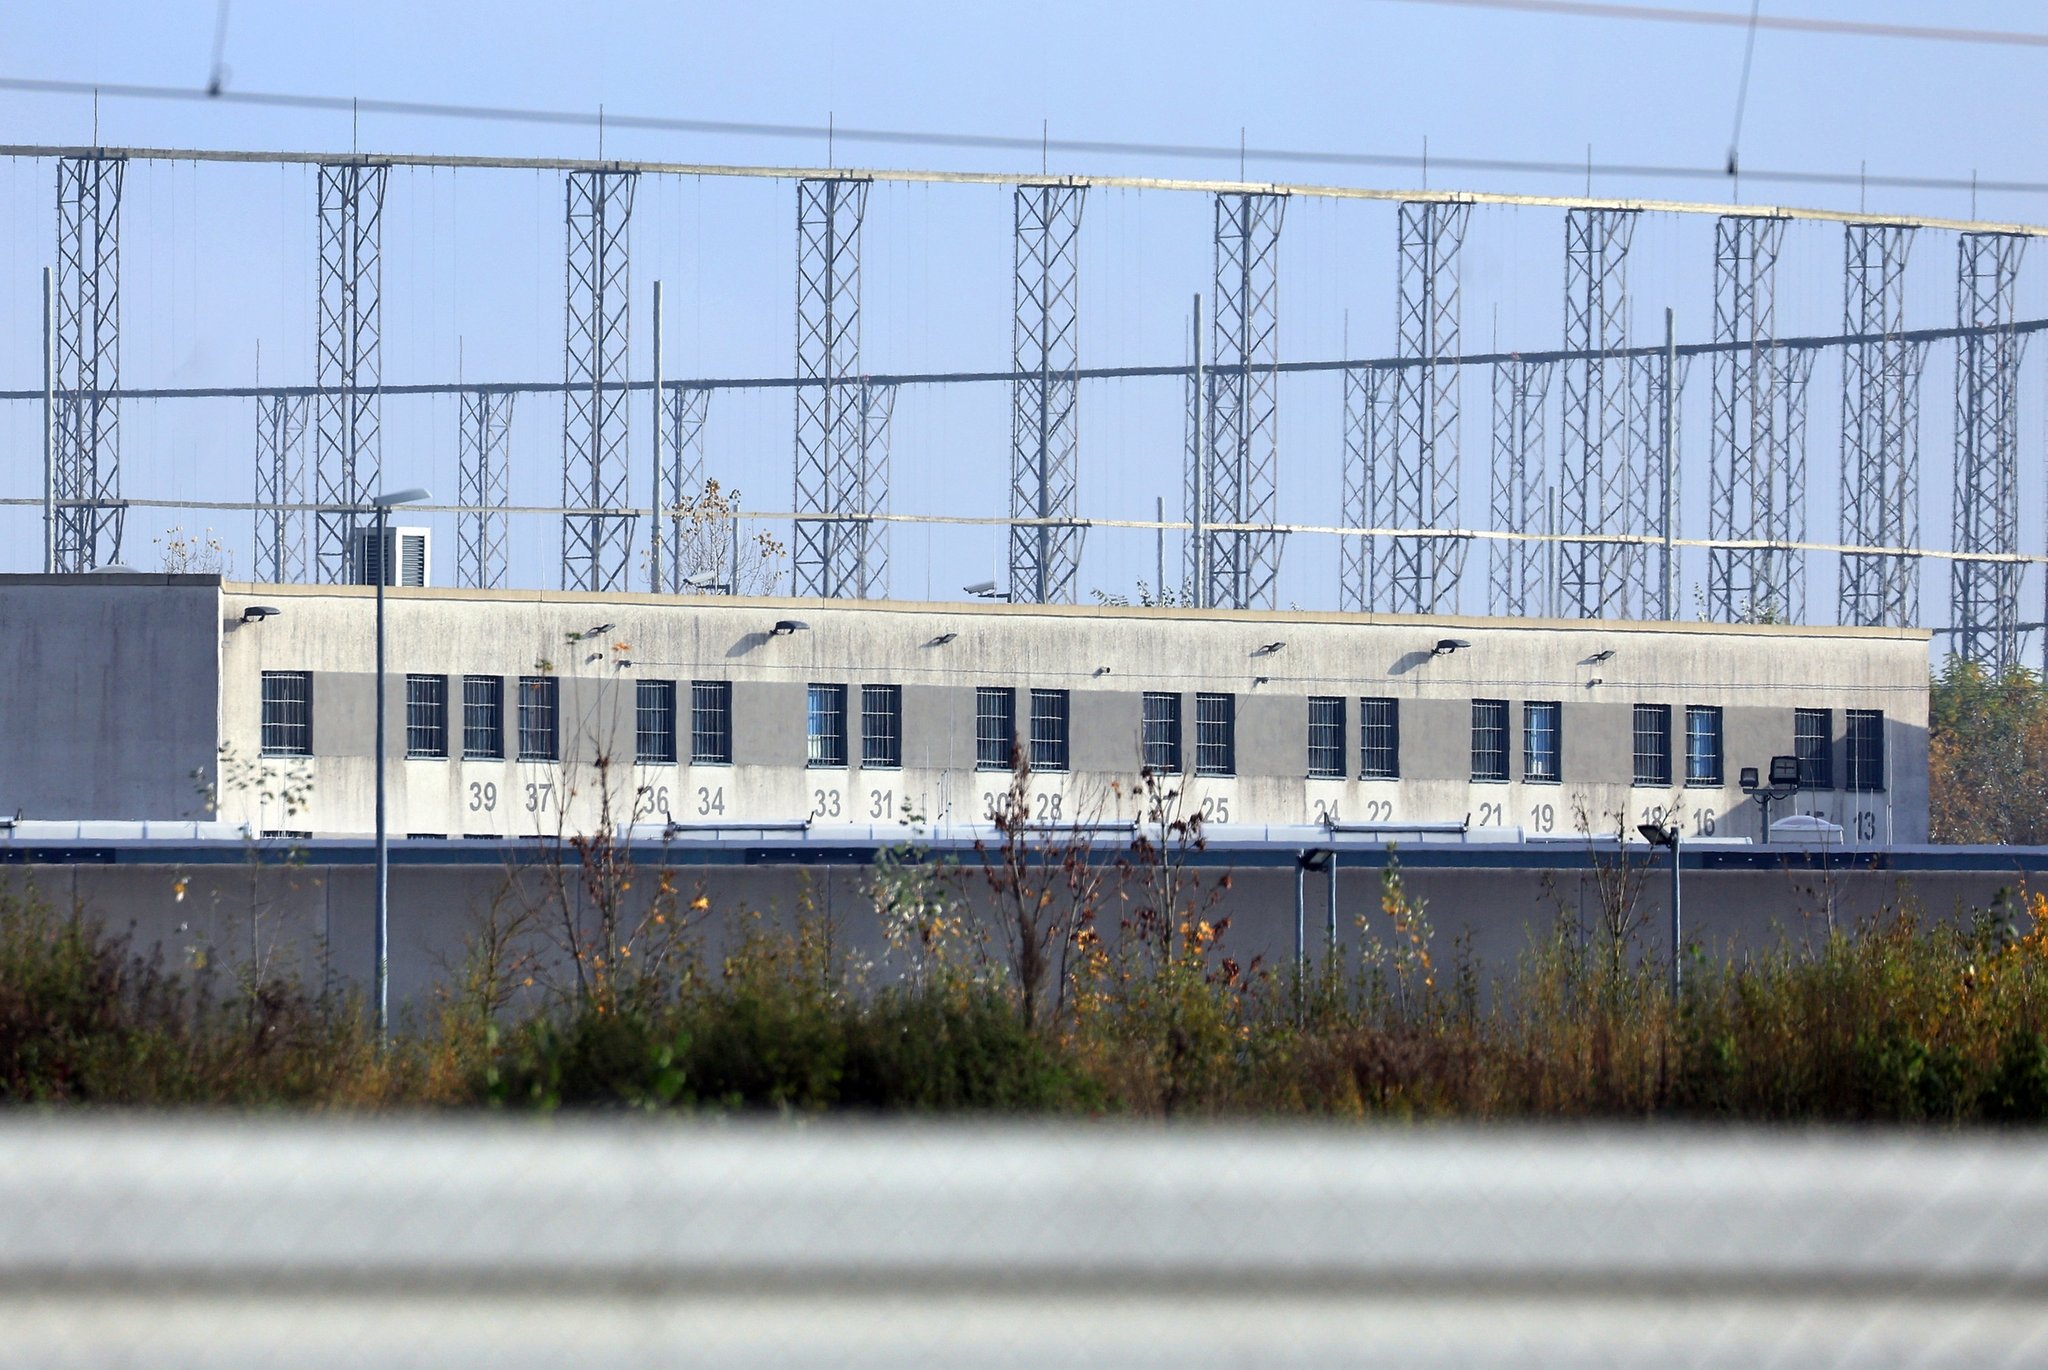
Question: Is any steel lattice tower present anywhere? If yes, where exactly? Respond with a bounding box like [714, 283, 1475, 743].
[253, 394, 308, 583]
[1189, 192, 1286, 610]
[794, 178, 887, 599]
[1706, 216, 1796, 622]
[1488, 358, 1553, 617]
[1952, 232, 2029, 669]
[1378, 201, 1471, 614]
[1838, 224, 1924, 628]
[1339, 365, 1394, 612]
[313, 162, 388, 584]
[561, 170, 638, 593]
[1558, 209, 1637, 619]
[458, 390, 515, 589]
[1009, 184, 1085, 604]
[53, 155, 124, 573]
[1625, 349, 1691, 620]
[665, 386, 711, 592]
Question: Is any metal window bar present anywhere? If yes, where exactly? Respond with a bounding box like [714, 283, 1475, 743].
[1846, 709, 1886, 793]
[1307, 696, 1346, 779]
[259, 671, 312, 757]
[636, 679, 678, 765]
[1194, 692, 1236, 778]
[1685, 704, 1724, 785]
[1029, 688, 1070, 773]
[861, 684, 902, 769]
[462, 676, 505, 760]
[1141, 692, 1182, 773]
[806, 684, 848, 769]
[404, 674, 448, 759]
[976, 687, 1016, 772]
[1632, 703, 1672, 787]
[691, 681, 733, 765]
[516, 676, 558, 762]
[1523, 701, 1561, 783]
[1795, 707, 1834, 790]
[1471, 699, 1510, 783]
[1361, 697, 1400, 779]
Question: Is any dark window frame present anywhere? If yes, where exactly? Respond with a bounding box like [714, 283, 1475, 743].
[1141, 692, 1182, 773]
[1523, 700, 1561, 784]
[976, 687, 1017, 772]
[260, 670, 313, 758]
[404, 673, 449, 760]
[1029, 688, 1071, 773]
[806, 683, 849, 769]
[461, 675, 505, 760]
[1306, 696, 1346, 779]
[862, 684, 903, 770]
[690, 680, 733, 766]
[1846, 709, 1886, 793]
[1795, 707, 1835, 791]
[636, 679, 679, 766]
[1360, 697, 1400, 780]
[1632, 703, 1673, 788]
[1470, 698, 1510, 783]
[1194, 692, 1236, 778]
[516, 676, 559, 762]
[1684, 704, 1724, 786]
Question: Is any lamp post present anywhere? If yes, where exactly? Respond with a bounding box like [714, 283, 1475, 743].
[370, 486, 430, 1043]
[1637, 821, 1682, 997]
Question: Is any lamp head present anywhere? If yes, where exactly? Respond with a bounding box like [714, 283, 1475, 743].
[1768, 754, 1801, 788]
[1739, 766, 1760, 793]
[1588, 648, 1616, 664]
[771, 619, 810, 637]
[1636, 822, 1677, 849]
[1432, 638, 1471, 657]
[240, 605, 281, 624]
[371, 486, 431, 508]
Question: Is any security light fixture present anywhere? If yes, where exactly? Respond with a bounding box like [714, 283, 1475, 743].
[1254, 640, 1286, 656]
[586, 623, 615, 638]
[964, 580, 1008, 600]
[771, 619, 810, 637]
[1588, 648, 1616, 664]
[1739, 766, 1760, 791]
[683, 572, 731, 594]
[240, 605, 281, 623]
[1586, 677, 1604, 688]
[929, 631, 958, 647]
[1432, 638, 1471, 657]
[1742, 755, 1804, 843]
[1637, 822, 1677, 850]
[614, 659, 634, 670]
[1768, 755, 1800, 788]
[1094, 665, 1112, 676]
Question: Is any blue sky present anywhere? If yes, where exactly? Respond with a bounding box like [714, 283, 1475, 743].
[2, 1, 2044, 619]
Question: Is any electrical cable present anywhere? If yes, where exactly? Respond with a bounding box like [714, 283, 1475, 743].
[1726, 0, 1761, 178]
[1376, 0, 2048, 48]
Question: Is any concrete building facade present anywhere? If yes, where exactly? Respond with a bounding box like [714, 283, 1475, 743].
[0, 573, 1932, 845]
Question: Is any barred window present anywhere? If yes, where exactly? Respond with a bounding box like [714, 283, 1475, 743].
[404, 674, 448, 759]
[1030, 689, 1070, 773]
[260, 671, 312, 757]
[1361, 697, 1400, 779]
[1471, 699, 1510, 783]
[1141, 692, 1182, 773]
[636, 679, 678, 765]
[691, 681, 732, 765]
[807, 684, 848, 768]
[462, 675, 504, 760]
[976, 687, 1016, 771]
[517, 676, 558, 762]
[1632, 703, 1672, 787]
[1307, 696, 1346, 779]
[1685, 705, 1723, 786]
[1795, 708, 1834, 790]
[1194, 693, 1235, 778]
[1523, 701, 1561, 784]
[1846, 709, 1886, 792]
[862, 685, 902, 769]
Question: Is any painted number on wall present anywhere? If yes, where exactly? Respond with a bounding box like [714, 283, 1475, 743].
[811, 789, 841, 820]
[467, 781, 497, 813]
[1530, 802, 1554, 833]
[524, 782, 554, 813]
[869, 788, 893, 819]
[1477, 801, 1504, 827]
[1855, 811, 1879, 842]
[1694, 809, 1717, 837]
[696, 786, 726, 816]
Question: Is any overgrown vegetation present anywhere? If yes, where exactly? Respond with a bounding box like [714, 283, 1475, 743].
[1930, 656, 2048, 844]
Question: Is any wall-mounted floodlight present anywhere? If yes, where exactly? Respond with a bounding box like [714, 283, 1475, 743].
[1586, 677, 1604, 688]
[1587, 648, 1616, 664]
[1254, 640, 1286, 656]
[1768, 755, 1801, 788]
[1432, 638, 1471, 657]
[1094, 665, 1112, 676]
[929, 632, 958, 647]
[964, 580, 1009, 600]
[1252, 674, 1270, 687]
[240, 605, 281, 623]
[586, 622, 615, 638]
[771, 619, 810, 636]
[614, 659, 635, 670]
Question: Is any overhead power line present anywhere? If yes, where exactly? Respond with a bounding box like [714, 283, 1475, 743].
[1378, 0, 2048, 48]
[1, 75, 2045, 197]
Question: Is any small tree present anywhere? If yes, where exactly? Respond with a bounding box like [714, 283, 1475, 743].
[660, 479, 788, 596]
[973, 750, 1107, 1034]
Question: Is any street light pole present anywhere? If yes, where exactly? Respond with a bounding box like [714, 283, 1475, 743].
[370, 486, 431, 1043]
[1637, 821, 1683, 998]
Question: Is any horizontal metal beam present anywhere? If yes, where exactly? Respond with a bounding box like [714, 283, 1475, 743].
[6, 317, 2044, 403]
[2, 142, 2045, 235]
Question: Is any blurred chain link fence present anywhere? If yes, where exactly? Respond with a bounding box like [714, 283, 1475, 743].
[5, 1121, 2048, 1367]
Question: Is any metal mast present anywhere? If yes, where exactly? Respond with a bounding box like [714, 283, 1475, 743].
[665, 386, 711, 592]
[457, 390, 514, 589]
[253, 394, 308, 583]
[1379, 201, 1471, 614]
[53, 154, 124, 572]
[1952, 232, 2029, 669]
[1558, 208, 1637, 619]
[1191, 191, 1286, 610]
[1488, 357, 1553, 617]
[1339, 364, 1393, 613]
[561, 169, 637, 592]
[1009, 183, 1085, 604]
[313, 162, 388, 584]
[1707, 215, 1794, 623]
[1838, 224, 1924, 629]
[793, 177, 885, 599]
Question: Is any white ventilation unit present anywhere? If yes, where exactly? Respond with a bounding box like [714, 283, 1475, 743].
[350, 526, 431, 588]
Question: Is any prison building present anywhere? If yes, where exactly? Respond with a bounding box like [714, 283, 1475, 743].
[0, 573, 1929, 845]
